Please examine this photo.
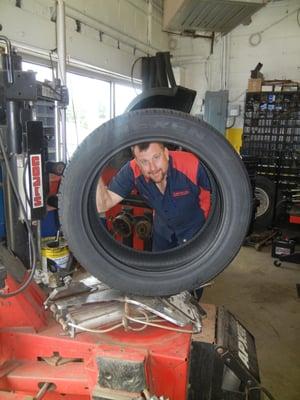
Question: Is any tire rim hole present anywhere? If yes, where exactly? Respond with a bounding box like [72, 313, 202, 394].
[90, 142, 216, 254]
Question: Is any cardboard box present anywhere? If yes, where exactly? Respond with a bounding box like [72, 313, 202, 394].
[283, 85, 298, 92]
[261, 84, 274, 92]
[274, 84, 282, 92]
[248, 78, 262, 92]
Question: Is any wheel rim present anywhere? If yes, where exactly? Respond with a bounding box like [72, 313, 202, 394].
[255, 187, 270, 218]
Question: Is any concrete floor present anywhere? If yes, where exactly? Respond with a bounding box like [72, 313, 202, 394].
[202, 245, 300, 400]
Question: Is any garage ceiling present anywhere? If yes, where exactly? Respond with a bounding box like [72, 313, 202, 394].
[164, 0, 268, 35]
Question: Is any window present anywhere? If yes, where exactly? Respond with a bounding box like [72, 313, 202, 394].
[114, 83, 141, 116]
[22, 60, 141, 158]
[66, 72, 111, 157]
[22, 61, 53, 81]
[22, 61, 56, 161]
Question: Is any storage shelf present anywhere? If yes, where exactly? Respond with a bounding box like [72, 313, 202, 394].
[241, 90, 300, 198]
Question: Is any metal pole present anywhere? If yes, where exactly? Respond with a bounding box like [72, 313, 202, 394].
[0, 35, 13, 84]
[6, 101, 22, 154]
[33, 382, 55, 400]
[147, 0, 152, 47]
[56, 0, 67, 162]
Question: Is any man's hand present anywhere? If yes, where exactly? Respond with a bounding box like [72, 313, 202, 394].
[96, 177, 123, 213]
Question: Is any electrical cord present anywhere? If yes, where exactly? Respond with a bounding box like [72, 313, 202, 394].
[130, 56, 143, 94]
[249, 32, 262, 47]
[66, 303, 198, 335]
[124, 308, 149, 332]
[49, 49, 57, 82]
[123, 303, 199, 334]
[124, 314, 197, 333]
[246, 385, 276, 400]
[22, 157, 31, 206]
[226, 116, 236, 129]
[42, 82, 61, 97]
[204, 55, 210, 85]
[67, 317, 167, 335]
[249, 7, 300, 47]
[67, 321, 124, 334]
[71, 97, 79, 148]
[229, 90, 246, 103]
[0, 128, 37, 298]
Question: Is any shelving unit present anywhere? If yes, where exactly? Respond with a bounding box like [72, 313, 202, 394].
[241, 91, 300, 192]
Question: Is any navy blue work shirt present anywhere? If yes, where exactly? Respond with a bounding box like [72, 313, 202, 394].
[108, 151, 211, 251]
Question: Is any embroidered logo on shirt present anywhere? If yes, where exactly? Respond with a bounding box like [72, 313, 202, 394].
[173, 190, 190, 197]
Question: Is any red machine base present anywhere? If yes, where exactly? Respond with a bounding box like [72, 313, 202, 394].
[0, 294, 216, 399]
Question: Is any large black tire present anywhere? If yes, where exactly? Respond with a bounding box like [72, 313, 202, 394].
[254, 176, 276, 228]
[59, 109, 252, 296]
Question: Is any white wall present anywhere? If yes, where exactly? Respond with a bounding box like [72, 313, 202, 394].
[171, 0, 300, 126]
[0, 0, 169, 79]
[1, 0, 299, 121]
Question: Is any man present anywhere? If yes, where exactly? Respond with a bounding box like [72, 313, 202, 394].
[96, 142, 211, 252]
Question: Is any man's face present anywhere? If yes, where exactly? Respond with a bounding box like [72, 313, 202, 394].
[134, 143, 169, 184]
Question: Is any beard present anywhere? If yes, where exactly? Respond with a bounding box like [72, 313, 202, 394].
[149, 169, 166, 183]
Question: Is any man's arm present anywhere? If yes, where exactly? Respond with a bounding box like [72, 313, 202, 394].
[97, 161, 136, 213]
[96, 177, 124, 213]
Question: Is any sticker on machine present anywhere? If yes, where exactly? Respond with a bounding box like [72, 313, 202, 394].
[236, 321, 250, 369]
[30, 154, 44, 208]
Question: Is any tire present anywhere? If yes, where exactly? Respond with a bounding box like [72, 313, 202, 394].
[254, 176, 275, 228]
[59, 109, 252, 296]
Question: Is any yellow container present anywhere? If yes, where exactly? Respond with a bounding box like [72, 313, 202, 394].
[226, 128, 243, 154]
[41, 237, 70, 270]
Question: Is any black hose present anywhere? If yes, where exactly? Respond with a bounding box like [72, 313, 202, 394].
[130, 56, 143, 92]
[246, 385, 276, 400]
[226, 116, 236, 129]
[22, 157, 31, 206]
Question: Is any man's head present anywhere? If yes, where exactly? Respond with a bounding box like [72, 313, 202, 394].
[132, 142, 169, 184]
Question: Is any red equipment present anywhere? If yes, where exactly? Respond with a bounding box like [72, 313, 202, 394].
[0, 276, 217, 399]
[0, 37, 263, 400]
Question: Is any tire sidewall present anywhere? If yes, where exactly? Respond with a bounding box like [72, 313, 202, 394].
[60, 109, 252, 295]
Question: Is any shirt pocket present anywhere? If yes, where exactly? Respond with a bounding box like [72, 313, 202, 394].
[171, 188, 197, 222]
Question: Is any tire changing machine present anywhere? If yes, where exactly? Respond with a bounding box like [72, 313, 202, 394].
[0, 274, 261, 400]
[0, 38, 263, 399]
